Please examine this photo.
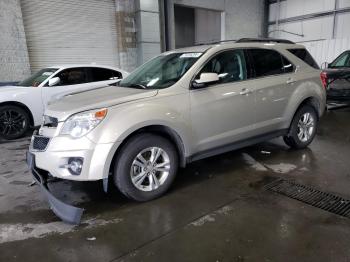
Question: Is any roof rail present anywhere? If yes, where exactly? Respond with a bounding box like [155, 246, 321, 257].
[194, 39, 237, 46]
[236, 38, 295, 44]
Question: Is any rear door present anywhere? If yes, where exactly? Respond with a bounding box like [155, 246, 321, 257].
[88, 67, 123, 86]
[247, 48, 296, 134]
[190, 49, 256, 152]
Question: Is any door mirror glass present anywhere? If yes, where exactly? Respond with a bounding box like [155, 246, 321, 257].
[192, 73, 219, 89]
[321, 62, 328, 70]
[48, 77, 60, 87]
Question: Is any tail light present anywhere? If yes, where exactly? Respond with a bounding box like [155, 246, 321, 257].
[320, 71, 328, 89]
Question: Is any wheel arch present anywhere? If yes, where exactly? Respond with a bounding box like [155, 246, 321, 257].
[108, 124, 187, 176]
[295, 96, 321, 120]
[286, 96, 321, 135]
[0, 101, 34, 126]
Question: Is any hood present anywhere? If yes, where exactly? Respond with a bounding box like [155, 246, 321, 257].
[0, 85, 29, 91]
[45, 85, 158, 121]
[0, 85, 33, 102]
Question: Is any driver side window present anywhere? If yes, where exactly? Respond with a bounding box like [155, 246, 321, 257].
[55, 68, 88, 86]
[197, 49, 247, 85]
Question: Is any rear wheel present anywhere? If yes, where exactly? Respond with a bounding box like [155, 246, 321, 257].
[283, 105, 318, 149]
[0, 105, 30, 140]
[113, 134, 178, 201]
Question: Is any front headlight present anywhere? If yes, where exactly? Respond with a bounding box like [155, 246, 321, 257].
[60, 108, 107, 138]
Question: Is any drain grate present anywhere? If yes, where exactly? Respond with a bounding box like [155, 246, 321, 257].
[265, 178, 350, 218]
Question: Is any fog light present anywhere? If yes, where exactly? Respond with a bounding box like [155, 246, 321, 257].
[67, 157, 83, 176]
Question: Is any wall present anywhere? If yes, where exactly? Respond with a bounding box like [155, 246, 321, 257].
[269, 0, 350, 65]
[195, 8, 221, 45]
[224, 0, 266, 40]
[174, 5, 195, 48]
[0, 0, 30, 82]
[166, 0, 266, 49]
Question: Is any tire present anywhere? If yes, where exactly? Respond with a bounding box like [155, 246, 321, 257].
[0, 105, 30, 140]
[283, 105, 318, 149]
[113, 133, 178, 202]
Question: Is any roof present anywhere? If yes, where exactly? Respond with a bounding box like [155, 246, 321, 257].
[46, 64, 123, 71]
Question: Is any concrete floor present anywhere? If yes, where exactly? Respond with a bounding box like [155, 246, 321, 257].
[1, 108, 350, 262]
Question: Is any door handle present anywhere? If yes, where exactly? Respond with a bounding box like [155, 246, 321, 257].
[286, 78, 296, 84]
[240, 88, 252, 95]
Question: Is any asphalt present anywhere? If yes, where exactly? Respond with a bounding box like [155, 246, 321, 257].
[1, 107, 350, 262]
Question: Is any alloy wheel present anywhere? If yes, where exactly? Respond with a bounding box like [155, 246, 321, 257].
[130, 147, 171, 192]
[0, 109, 27, 137]
[297, 112, 315, 143]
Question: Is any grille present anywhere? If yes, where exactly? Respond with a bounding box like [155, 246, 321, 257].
[32, 136, 50, 151]
[266, 178, 350, 218]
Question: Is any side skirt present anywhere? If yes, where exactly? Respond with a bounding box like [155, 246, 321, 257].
[187, 129, 288, 163]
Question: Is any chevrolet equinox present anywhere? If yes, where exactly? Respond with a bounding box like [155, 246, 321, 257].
[27, 38, 326, 223]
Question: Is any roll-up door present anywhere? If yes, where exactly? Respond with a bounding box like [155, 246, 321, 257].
[20, 0, 119, 72]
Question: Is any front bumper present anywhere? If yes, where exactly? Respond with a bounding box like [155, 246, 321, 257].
[31, 135, 116, 181]
[26, 151, 84, 224]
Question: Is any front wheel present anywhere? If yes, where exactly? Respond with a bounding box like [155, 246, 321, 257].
[0, 105, 30, 140]
[283, 105, 318, 149]
[113, 134, 178, 201]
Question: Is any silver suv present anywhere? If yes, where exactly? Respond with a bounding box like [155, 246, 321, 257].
[27, 38, 326, 223]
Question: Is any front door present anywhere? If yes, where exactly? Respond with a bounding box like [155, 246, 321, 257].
[190, 49, 256, 152]
[42, 67, 92, 107]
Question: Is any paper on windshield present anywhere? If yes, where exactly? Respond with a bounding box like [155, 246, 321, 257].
[180, 53, 202, 58]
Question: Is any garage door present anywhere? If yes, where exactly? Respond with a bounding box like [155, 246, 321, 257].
[20, 0, 119, 72]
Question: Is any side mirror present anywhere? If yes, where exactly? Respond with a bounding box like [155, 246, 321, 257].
[192, 73, 219, 89]
[321, 62, 329, 70]
[109, 77, 120, 80]
[48, 77, 60, 87]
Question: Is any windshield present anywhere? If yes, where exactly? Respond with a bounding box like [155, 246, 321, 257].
[18, 68, 59, 87]
[329, 51, 350, 68]
[119, 52, 203, 89]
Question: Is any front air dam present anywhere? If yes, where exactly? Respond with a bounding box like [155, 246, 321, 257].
[26, 151, 84, 224]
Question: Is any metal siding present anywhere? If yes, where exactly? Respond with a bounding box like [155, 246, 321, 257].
[303, 38, 350, 65]
[339, 0, 350, 8]
[268, 0, 350, 65]
[20, 0, 119, 72]
[269, 0, 335, 21]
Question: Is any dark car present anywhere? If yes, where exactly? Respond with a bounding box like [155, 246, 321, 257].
[322, 50, 350, 104]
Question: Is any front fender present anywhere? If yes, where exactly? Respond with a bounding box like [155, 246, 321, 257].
[87, 94, 192, 156]
[0, 87, 43, 126]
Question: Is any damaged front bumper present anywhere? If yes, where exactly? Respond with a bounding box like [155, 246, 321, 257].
[26, 151, 84, 224]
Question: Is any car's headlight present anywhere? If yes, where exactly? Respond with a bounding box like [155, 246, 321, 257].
[60, 108, 107, 138]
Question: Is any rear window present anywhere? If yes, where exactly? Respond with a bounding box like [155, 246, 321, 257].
[288, 48, 319, 69]
[90, 68, 122, 82]
[248, 49, 285, 77]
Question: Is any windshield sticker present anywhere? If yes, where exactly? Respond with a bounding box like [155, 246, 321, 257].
[180, 53, 202, 58]
[42, 72, 54, 76]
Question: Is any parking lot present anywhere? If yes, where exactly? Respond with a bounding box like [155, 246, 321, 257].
[0, 107, 350, 262]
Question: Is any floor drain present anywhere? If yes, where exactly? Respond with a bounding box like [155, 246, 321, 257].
[265, 178, 350, 218]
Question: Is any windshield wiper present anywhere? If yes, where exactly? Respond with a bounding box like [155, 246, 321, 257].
[125, 84, 147, 89]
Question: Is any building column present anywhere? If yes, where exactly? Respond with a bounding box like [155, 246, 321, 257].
[115, 0, 137, 72]
[135, 0, 161, 65]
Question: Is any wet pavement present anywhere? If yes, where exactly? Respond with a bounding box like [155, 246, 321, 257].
[1, 108, 350, 262]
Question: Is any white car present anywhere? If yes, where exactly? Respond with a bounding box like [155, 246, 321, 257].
[0, 65, 128, 139]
